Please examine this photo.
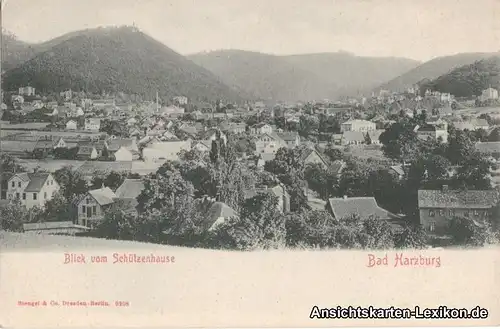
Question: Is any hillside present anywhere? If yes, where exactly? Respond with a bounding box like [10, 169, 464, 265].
[1, 27, 246, 104]
[188, 50, 334, 102]
[1, 30, 38, 72]
[282, 52, 419, 97]
[376, 52, 500, 93]
[419, 56, 500, 98]
[189, 50, 420, 101]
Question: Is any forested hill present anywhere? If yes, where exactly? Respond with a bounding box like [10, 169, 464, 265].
[1, 26, 247, 104]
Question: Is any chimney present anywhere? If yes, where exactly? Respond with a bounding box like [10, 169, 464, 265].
[343, 195, 348, 200]
[442, 185, 449, 192]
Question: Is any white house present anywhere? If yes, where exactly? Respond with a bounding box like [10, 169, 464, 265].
[480, 87, 499, 102]
[84, 118, 101, 132]
[142, 140, 192, 162]
[18, 86, 36, 96]
[1, 173, 60, 209]
[65, 120, 78, 130]
[340, 119, 376, 133]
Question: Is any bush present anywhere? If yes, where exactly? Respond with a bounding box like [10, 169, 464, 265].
[394, 225, 428, 249]
[449, 216, 498, 247]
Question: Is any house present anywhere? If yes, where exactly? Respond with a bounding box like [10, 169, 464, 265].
[84, 118, 101, 132]
[115, 179, 145, 201]
[60, 89, 73, 100]
[340, 119, 376, 133]
[173, 96, 188, 105]
[416, 121, 448, 143]
[12, 95, 24, 104]
[326, 196, 401, 223]
[23, 221, 89, 235]
[249, 123, 273, 135]
[476, 142, 500, 159]
[76, 186, 117, 228]
[417, 186, 499, 234]
[18, 86, 36, 96]
[389, 165, 406, 180]
[244, 184, 290, 213]
[192, 140, 212, 153]
[301, 148, 329, 168]
[76, 144, 99, 160]
[0, 172, 60, 209]
[342, 131, 366, 145]
[107, 138, 139, 161]
[453, 119, 489, 131]
[220, 122, 246, 134]
[255, 133, 284, 154]
[65, 120, 78, 130]
[276, 132, 300, 148]
[199, 129, 227, 143]
[367, 129, 385, 145]
[192, 196, 239, 232]
[142, 140, 192, 162]
[480, 87, 499, 102]
[92, 98, 116, 108]
[159, 105, 185, 116]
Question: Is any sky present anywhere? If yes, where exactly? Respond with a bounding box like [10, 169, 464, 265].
[2, 0, 500, 62]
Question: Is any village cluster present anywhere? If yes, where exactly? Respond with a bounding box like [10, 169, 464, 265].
[1, 83, 500, 249]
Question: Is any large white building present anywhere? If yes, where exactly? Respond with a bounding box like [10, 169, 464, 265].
[480, 87, 499, 102]
[340, 119, 376, 133]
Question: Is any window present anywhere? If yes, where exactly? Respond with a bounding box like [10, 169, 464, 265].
[428, 210, 435, 217]
[44, 192, 47, 199]
[16, 193, 20, 199]
[33, 193, 37, 200]
[11, 181, 15, 188]
[473, 210, 479, 216]
[438, 209, 444, 216]
[92, 206, 97, 215]
[429, 222, 436, 232]
[86, 198, 90, 204]
[18, 182, 21, 188]
[22, 193, 26, 200]
[464, 210, 469, 217]
[82, 205, 86, 214]
[448, 209, 455, 217]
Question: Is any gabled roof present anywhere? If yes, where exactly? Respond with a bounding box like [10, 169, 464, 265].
[342, 131, 366, 142]
[87, 187, 117, 206]
[418, 189, 499, 209]
[475, 142, 500, 154]
[204, 202, 238, 230]
[107, 138, 135, 152]
[25, 173, 51, 192]
[301, 147, 329, 165]
[115, 179, 145, 199]
[327, 197, 400, 220]
[276, 131, 299, 141]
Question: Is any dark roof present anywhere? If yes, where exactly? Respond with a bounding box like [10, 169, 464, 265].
[327, 197, 400, 220]
[476, 142, 500, 154]
[107, 138, 135, 152]
[276, 131, 299, 141]
[24, 173, 51, 192]
[115, 179, 145, 199]
[418, 189, 499, 209]
[301, 148, 329, 166]
[204, 202, 238, 230]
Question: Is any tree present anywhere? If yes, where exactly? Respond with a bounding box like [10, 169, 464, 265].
[0, 154, 23, 173]
[364, 132, 372, 145]
[394, 225, 428, 249]
[449, 216, 497, 247]
[53, 166, 88, 199]
[323, 144, 343, 162]
[446, 128, 475, 165]
[358, 216, 395, 249]
[452, 151, 493, 190]
[212, 192, 286, 250]
[40, 192, 77, 222]
[0, 201, 41, 231]
[379, 121, 420, 163]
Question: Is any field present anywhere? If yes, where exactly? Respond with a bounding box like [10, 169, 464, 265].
[18, 159, 87, 172]
[454, 106, 500, 117]
[343, 144, 389, 162]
